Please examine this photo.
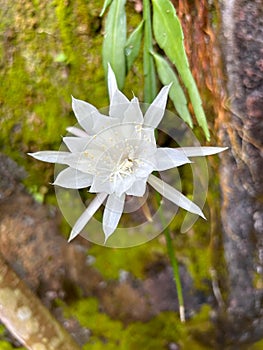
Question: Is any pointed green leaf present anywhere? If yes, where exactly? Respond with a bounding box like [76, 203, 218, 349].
[102, 0, 126, 89]
[100, 0, 113, 17]
[125, 20, 144, 71]
[143, 0, 157, 103]
[152, 52, 193, 127]
[152, 0, 210, 140]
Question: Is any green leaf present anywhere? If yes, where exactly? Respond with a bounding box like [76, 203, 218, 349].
[125, 20, 144, 72]
[99, 0, 113, 17]
[152, 0, 210, 140]
[102, 0, 126, 89]
[143, 0, 157, 103]
[152, 52, 193, 127]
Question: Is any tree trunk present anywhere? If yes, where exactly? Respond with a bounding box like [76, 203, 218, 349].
[175, 0, 263, 347]
[218, 0, 263, 346]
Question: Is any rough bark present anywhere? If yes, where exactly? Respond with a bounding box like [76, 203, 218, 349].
[175, 0, 263, 347]
[218, 0, 263, 346]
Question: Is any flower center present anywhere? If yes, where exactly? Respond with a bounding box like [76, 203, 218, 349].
[118, 158, 134, 174]
[110, 156, 136, 182]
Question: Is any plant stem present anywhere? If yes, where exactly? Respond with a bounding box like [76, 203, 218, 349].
[142, 0, 185, 322]
[143, 0, 157, 103]
[164, 227, 185, 322]
[153, 191, 185, 322]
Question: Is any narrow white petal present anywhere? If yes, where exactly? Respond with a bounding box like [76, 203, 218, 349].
[107, 63, 118, 102]
[68, 192, 107, 242]
[141, 127, 156, 145]
[109, 90, 130, 119]
[123, 97, 143, 124]
[53, 167, 93, 189]
[153, 148, 191, 171]
[115, 176, 137, 197]
[107, 65, 130, 119]
[28, 151, 71, 164]
[143, 84, 171, 128]
[92, 114, 119, 134]
[177, 147, 228, 157]
[135, 162, 154, 178]
[90, 175, 114, 194]
[103, 193, 125, 242]
[126, 179, 147, 196]
[63, 136, 91, 153]
[72, 96, 100, 133]
[66, 126, 89, 137]
[147, 174, 206, 219]
[64, 150, 102, 174]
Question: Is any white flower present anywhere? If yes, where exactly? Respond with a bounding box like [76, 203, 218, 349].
[29, 65, 227, 243]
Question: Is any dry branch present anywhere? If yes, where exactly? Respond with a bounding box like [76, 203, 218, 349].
[0, 253, 82, 350]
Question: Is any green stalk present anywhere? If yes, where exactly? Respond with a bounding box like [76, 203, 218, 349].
[143, 0, 185, 322]
[155, 192, 185, 322]
[143, 0, 157, 103]
[164, 227, 185, 322]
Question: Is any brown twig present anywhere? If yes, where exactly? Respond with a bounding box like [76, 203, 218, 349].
[0, 253, 82, 350]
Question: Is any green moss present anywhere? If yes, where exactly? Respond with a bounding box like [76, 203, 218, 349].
[63, 298, 214, 349]
[0, 342, 25, 350]
[88, 239, 165, 280]
[251, 339, 263, 349]
[0, 0, 109, 200]
[63, 297, 124, 347]
[121, 305, 213, 350]
[0, 324, 25, 350]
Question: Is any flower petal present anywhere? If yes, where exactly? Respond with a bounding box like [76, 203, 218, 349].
[147, 174, 206, 219]
[28, 151, 71, 164]
[68, 192, 108, 242]
[141, 127, 156, 145]
[143, 84, 171, 128]
[64, 150, 102, 174]
[92, 115, 120, 134]
[109, 91, 130, 119]
[108, 65, 130, 119]
[90, 175, 114, 194]
[115, 175, 137, 197]
[66, 126, 89, 137]
[72, 98, 118, 135]
[153, 148, 191, 171]
[107, 63, 118, 102]
[126, 179, 147, 196]
[176, 146, 228, 157]
[72, 96, 99, 133]
[103, 193, 125, 242]
[63, 136, 92, 153]
[123, 97, 143, 124]
[53, 167, 93, 189]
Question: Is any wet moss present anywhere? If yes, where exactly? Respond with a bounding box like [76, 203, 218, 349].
[0, 0, 108, 198]
[63, 298, 214, 349]
[0, 324, 25, 350]
[121, 306, 214, 350]
[88, 239, 166, 280]
[251, 339, 263, 349]
[0, 342, 25, 350]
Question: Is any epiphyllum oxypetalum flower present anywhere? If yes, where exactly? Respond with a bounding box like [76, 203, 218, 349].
[29, 65, 227, 243]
